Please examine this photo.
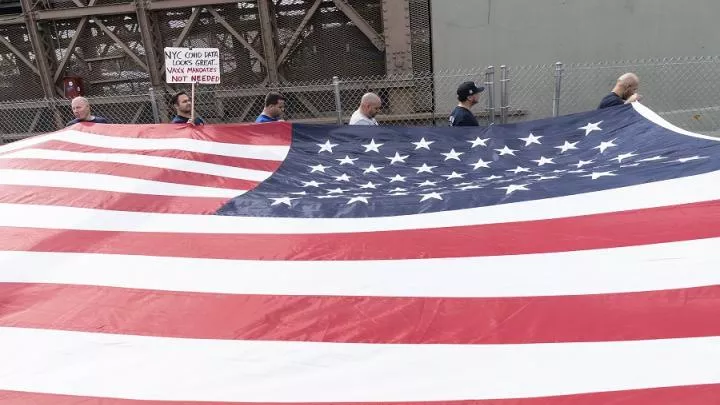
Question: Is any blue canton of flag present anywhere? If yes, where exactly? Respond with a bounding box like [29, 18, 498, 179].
[218, 104, 720, 218]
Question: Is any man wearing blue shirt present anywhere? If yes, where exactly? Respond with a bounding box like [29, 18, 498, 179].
[449, 81, 484, 127]
[66, 97, 108, 126]
[598, 73, 642, 109]
[256, 92, 286, 123]
[170, 91, 205, 125]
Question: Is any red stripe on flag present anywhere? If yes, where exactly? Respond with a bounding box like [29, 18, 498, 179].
[0, 140, 284, 172]
[0, 186, 227, 214]
[1, 384, 719, 404]
[0, 159, 258, 190]
[0, 200, 717, 260]
[0, 283, 717, 344]
[65, 121, 293, 145]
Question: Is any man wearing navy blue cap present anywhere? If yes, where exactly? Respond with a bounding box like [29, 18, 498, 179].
[449, 81, 484, 127]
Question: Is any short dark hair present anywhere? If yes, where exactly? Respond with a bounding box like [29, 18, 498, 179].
[171, 91, 188, 106]
[265, 92, 285, 107]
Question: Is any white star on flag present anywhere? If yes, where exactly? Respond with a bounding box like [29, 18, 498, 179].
[419, 192, 443, 202]
[538, 175, 559, 180]
[584, 171, 617, 180]
[309, 164, 329, 173]
[468, 137, 490, 148]
[386, 152, 410, 164]
[359, 181, 377, 189]
[498, 184, 530, 195]
[594, 139, 618, 153]
[519, 133, 543, 146]
[613, 152, 637, 163]
[363, 164, 383, 174]
[460, 184, 483, 190]
[507, 166, 531, 174]
[469, 158, 491, 170]
[413, 163, 437, 174]
[346, 196, 369, 205]
[389, 187, 407, 193]
[362, 139, 383, 153]
[485, 175, 503, 180]
[326, 188, 348, 194]
[579, 121, 603, 136]
[638, 156, 666, 162]
[388, 174, 407, 183]
[555, 141, 579, 153]
[441, 149, 464, 161]
[575, 159, 594, 168]
[676, 156, 707, 163]
[416, 180, 437, 187]
[334, 174, 351, 182]
[412, 138, 434, 150]
[270, 196, 298, 206]
[532, 156, 555, 166]
[302, 180, 323, 187]
[317, 140, 338, 153]
[442, 171, 465, 180]
[495, 145, 517, 156]
[336, 155, 358, 165]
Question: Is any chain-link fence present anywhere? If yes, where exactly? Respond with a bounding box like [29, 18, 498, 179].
[2, 55, 720, 143]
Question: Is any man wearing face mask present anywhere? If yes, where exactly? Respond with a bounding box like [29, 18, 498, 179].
[449, 81, 484, 127]
[598, 72, 643, 109]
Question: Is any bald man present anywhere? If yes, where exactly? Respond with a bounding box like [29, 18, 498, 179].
[67, 96, 109, 126]
[598, 73, 642, 109]
[349, 92, 381, 125]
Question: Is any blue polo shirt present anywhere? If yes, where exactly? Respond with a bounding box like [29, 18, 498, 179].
[255, 114, 278, 123]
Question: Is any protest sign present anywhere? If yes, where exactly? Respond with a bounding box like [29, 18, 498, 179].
[164, 47, 221, 84]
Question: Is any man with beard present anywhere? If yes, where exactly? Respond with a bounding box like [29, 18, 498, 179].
[170, 91, 205, 125]
[449, 81, 484, 127]
[349, 92, 382, 125]
[598, 72, 643, 109]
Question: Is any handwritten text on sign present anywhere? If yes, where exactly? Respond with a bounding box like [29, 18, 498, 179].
[164, 47, 221, 84]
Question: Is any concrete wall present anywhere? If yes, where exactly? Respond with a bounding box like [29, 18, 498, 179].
[431, 0, 720, 68]
[430, 0, 720, 132]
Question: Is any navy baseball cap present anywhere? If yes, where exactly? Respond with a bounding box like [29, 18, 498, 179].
[457, 81, 485, 98]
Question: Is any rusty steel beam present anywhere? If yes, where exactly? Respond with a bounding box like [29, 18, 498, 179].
[381, 0, 412, 75]
[92, 19, 149, 71]
[331, 0, 385, 51]
[19, 0, 58, 100]
[31, 0, 239, 21]
[53, 17, 89, 82]
[257, 0, 279, 83]
[207, 7, 267, 67]
[135, 0, 164, 86]
[276, 0, 321, 67]
[173, 6, 201, 47]
[0, 34, 39, 75]
[0, 14, 25, 25]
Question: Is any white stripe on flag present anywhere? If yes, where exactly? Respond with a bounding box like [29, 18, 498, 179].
[0, 148, 273, 181]
[0, 169, 246, 198]
[0, 131, 290, 161]
[0, 169, 717, 233]
[1, 238, 718, 297]
[0, 327, 718, 402]
[632, 102, 720, 141]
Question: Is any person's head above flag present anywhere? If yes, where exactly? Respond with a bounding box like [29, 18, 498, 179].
[457, 81, 484, 102]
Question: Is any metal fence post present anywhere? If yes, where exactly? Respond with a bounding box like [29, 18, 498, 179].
[332, 76, 343, 125]
[148, 87, 161, 124]
[485, 65, 495, 125]
[500, 65, 509, 124]
[553, 62, 563, 117]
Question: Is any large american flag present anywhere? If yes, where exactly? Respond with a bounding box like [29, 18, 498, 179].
[0, 103, 718, 404]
